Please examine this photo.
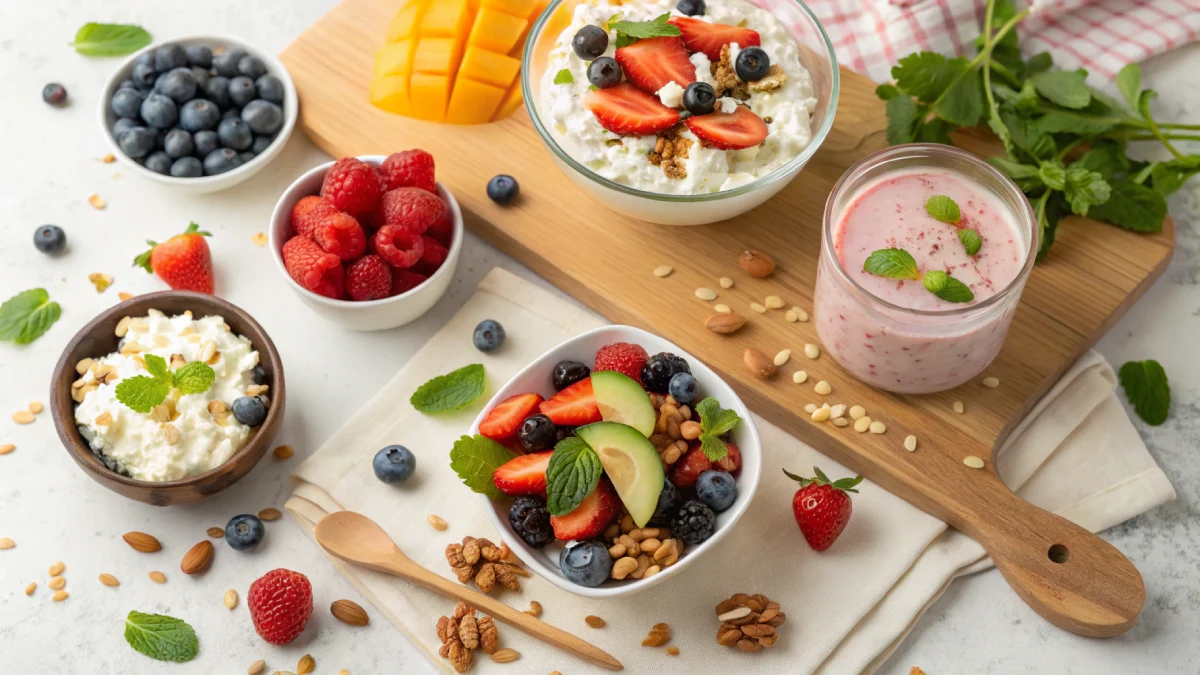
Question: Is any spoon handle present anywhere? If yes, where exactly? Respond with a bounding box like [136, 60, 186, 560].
[379, 556, 624, 671]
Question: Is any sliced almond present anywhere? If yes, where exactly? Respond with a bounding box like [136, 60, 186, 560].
[0, 537, 14, 550]
[248, 660, 266, 675]
[48, 576, 66, 591]
[48, 561, 65, 576]
[224, 589, 239, 609]
[149, 571, 167, 584]
[652, 265, 674, 278]
[694, 287, 717, 301]
[427, 514, 448, 531]
[52, 590, 69, 602]
[490, 648, 521, 663]
[297, 654, 315, 675]
[99, 573, 120, 587]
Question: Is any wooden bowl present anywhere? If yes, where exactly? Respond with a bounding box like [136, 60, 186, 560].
[50, 291, 286, 506]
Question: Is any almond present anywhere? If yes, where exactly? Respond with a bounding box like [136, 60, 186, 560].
[743, 348, 776, 378]
[123, 531, 161, 553]
[330, 599, 370, 626]
[705, 313, 746, 335]
[180, 540, 213, 574]
[738, 249, 775, 277]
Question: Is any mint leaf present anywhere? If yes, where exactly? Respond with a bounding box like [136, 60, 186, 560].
[553, 68, 573, 85]
[958, 228, 982, 256]
[0, 289, 62, 345]
[143, 353, 170, 380]
[885, 95, 922, 145]
[449, 434, 516, 499]
[891, 52, 967, 102]
[989, 157, 1040, 181]
[922, 270, 974, 303]
[545, 437, 603, 516]
[72, 23, 152, 57]
[1036, 110, 1121, 135]
[173, 362, 215, 395]
[1031, 70, 1090, 109]
[863, 248, 920, 280]
[695, 397, 741, 462]
[1073, 144, 1128, 177]
[1002, 110, 1056, 159]
[1118, 360, 1170, 425]
[925, 195, 961, 224]
[935, 67, 984, 126]
[875, 83, 900, 101]
[609, 13, 679, 47]
[124, 611, 198, 663]
[1038, 161, 1066, 190]
[410, 364, 486, 413]
[1087, 179, 1166, 233]
[115, 376, 171, 413]
[1148, 157, 1200, 197]
[1025, 52, 1053, 75]
[1062, 167, 1110, 216]
[1116, 63, 1141, 110]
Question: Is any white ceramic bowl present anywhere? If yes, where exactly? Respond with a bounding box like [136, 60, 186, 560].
[269, 155, 463, 331]
[98, 35, 298, 194]
[471, 325, 762, 598]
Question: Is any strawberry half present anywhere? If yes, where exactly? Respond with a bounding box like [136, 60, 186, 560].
[667, 16, 761, 61]
[584, 83, 680, 136]
[492, 451, 553, 496]
[685, 105, 769, 150]
[539, 378, 602, 426]
[614, 36, 696, 94]
[669, 444, 713, 489]
[479, 392, 544, 440]
[550, 480, 618, 541]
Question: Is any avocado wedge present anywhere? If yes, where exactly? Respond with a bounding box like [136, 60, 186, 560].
[576, 421, 665, 527]
[590, 370, 656, 438]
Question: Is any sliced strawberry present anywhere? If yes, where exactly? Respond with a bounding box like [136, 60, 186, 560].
[669, 444, 713, 489]
[479, 392, 545, 440]
[550, 480, 619, 541]
[685, 105, 769, 150]
[539, 378, 602, 426]
[714, 442, 742, 477]
[584, 83, 680, 136]
[667, 16, 761, 61]
[492, 451, 553, 496]
[614, 36, 696, 94]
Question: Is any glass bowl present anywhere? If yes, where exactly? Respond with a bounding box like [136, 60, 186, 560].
[521, 0, 839, 226]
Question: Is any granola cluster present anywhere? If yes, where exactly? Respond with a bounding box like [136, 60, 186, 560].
[436, 602, 499, 673]
[714, 593, 786, 653]
[647, 125, 693, 180]
[444, 535, 522, 594]
[711, 44, 788, 98]
[648, 392, 697, 466]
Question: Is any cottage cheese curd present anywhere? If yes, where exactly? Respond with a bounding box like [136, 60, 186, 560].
[541, 0, 818, 194]
[73, 310, 261, 482]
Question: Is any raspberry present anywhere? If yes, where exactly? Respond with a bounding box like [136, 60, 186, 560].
[426, 212, 453, 243]
[282, 235, 344, 299]
[416, 235, 448, 274]
[289, 195, 337, 239]
[378, 149, 436, 193]
[390, 268, 428, 296]
[373, 224, 425, 268]
[346, 255, 392, 301]
[594, 342, 649, 383]
[320, 157, 383, 216]
[247, 568, 313, 646]
[311, 211, 367, 261]
[378, 187, 447, 235]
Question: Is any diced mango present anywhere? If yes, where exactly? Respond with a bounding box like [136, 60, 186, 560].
[375, 40, 415, 77]
[459, 47, 521, 88]
[422, 0, 473, 37]
[481, 0, 538, 18]
[468, 7, 528, 54]
[386, 0, 429, 43]
[412, 37, 458, 75]
[446, 77, 507, 124]
[370, 75, 412, 116]
[493, 82, 525, 122]
[409, 73, 451, 122]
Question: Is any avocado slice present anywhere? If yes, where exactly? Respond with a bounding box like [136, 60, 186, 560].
[590, 370, 656, 438]
[576, 421, 665, 528]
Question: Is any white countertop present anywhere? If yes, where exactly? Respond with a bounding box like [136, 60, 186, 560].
[1, 1, 1197, 673]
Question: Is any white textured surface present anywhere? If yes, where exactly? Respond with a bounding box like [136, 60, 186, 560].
[0, 0, 1197, 672]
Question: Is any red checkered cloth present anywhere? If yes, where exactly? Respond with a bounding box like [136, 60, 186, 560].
[805, 0, 1200, 83]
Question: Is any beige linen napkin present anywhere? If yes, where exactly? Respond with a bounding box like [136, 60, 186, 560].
[287, 268, 1174, 674]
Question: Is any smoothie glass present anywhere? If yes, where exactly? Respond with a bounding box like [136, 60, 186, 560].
[814, 144, 1038, 394]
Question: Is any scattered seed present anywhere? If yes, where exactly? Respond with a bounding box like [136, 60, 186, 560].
[719, 277, 733, 289]
[118, 291, 135, 301]
[248, 660, 266, 675]
[48, 576, 66, 591]
[28, 402, 43, 414]
[88, 193, 106, 210]
[25, 583, 36, 596]
[490, 648, 521, 663]
[749, 302, 767, 314]
[99, 573, 120, 587]
[764, 295, 783, 309]
[101, 153, 116, 163]
[1, 443, 15, 456]
[258, 508, 282, 521]
[0, 538, 13, 550]
[52, 590, 68, 602]
[12, 411, 35, 424]
[829, 404, 846, 419]
[665, 646, 681, 656]
[714, 304, 732, 314]
[273, 445, 295, 460]
[803, 343, 820, 359]
[833, 417, 849, 427]
[849, 405, 867, 420]
[982, 376, 1000, 389]
[904, 435, 918, 452]
[653, 265, 674, 278]
[149, 571, 167, 584]
[251, 232, 269, 247]
[339, 671, 349, 675]
[427, 514, 448, 531]
[792, 370, 808, 384]
[963, 456, 985, 469]
[854, 416, 872, 433]
[524, 600, 543, 617]
[207, 526, 225, 538]
[585, 615, 606, 628]
[773, 349, 791, 367]
[297, 653, 315, 675]
[814, 380, 831, 396]
[89, 272, 114, 293]
[224, 589, 239, 609]
[785, 310, 798, 322]
[869, 420, 887, 434]
[792, 307, 810, 322]
[803, 403, 817, 414]
[952, 401, 965, 414]
[811, 406, 830, 422]
[48, 561, 65, 576]
[694, 287, 717, 301]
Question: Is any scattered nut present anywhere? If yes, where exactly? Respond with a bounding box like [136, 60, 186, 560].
[207, 526, 225, 538]
[181, 540, 214, 574]
[331, 599, 370, 626]
[804, 403, 818, 414]
[738, 249, 775, 277]
[982, 376, 1000, 388]
[764, 295, 783, 309]
[749, 302, 767, 314]
[811, 406, 830, 422]
[964, 456, 985, 469]
[12, 411, 35, 424]
[713, 303, 732, 314]
[258, 508, 282, 521]
[99, 574, 120, 587]
[585, 615, 606, 628]
[849, 405, 867, 420]
[641, 622, 671, 647]
[785, 310, 799, 322]
[719, 276, 734, 289]
[252, 232, 269, 247]
[25, 582, 36, 596]
[149, 571, 167, 584]
[1, 443, 15, 456]
[814, 380, 832, 396]
[273, 445, 295, 460]
[695, 287, 718, 301]
[665, 646, 680, 656]
[48, 576, 66, 591]
[904, 435, 918, 452]
[118, 291, 134, 301]
[88, 193, 106, 209]
[52, 590, 69, 602]
[803, 343, 821, 359]
[714, 593, 785, 651]
[833, 417, 850, 427]
[854, 416, 872, 433]
[28, 401, 43, 414]
[791, 307, 810, 322]
[224, 589, 239, 609]
[297, 654, 315, 675]
[743, 349, 776, 378]
[248, 660, 266, 675]
[0, 537, 14, 550]
[123, 531, 161, 553]
[48, 561, 65, 576]
[705, 313, 746, 334]
[869, 420, 887, 434]
[792, 370, 808, 384]
[773, 349, 791, 367]
[524, 600, 543, 618]
[653, 265, 674, 278]
[829, 404, 846, 419]
[953, 400, 965, 414]
[490, 648, 520, 663]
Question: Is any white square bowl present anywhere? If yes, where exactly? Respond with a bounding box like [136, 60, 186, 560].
[469, 325, 762, 598]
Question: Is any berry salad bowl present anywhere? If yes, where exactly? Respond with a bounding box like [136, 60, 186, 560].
[269, 155, 463, 331]
[471, 325, 762, 598]
[521, 0, 839, 226]
[99, 35, 298, 194]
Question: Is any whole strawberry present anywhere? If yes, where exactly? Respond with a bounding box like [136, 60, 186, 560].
[593, 342, 648, 383]
[247, 568, 313, 645]
[784, 467, 862, 552]
[321, 157, 383, 216]
[133, 222, 214, 293]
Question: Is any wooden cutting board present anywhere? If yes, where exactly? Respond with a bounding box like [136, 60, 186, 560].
[280, 0, 1174, 638]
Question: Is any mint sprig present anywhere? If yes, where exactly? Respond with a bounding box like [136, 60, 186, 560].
[694, 397, 740, 462]
[958, 228, 982, 256]
[450, 434, 516, 499]
[114, 354, 216, 413]
[545, 437, 603, 516]
[0, 288, 61, 345]
[554, 68, 574, 85]
[410, 364, 486, 414]
[71, 23, 152, 57]
[863, 248, 975, 304]
[610, 13, 680, 48]
[1118, 359, 1170, 426]
[922, 270, 975, 303]
[124, 611, 199, 663]
[925, 195, 961, 224]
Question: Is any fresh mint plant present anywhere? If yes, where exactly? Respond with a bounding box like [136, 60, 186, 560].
[0, 288, 61, 345]
[410, 364, 486, 413]
[114, 354, 215, 413]
[694, 397, 741, 462]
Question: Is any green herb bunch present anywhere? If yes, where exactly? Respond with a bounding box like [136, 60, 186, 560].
[878, 0, 1200, 260]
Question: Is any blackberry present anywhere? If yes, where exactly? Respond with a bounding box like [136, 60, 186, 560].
[518, 414, 557, 452]
[648, 478, 680, 526]
[509, 495, 555, 548]
[552, 360, 590, 391]
[670, 499, 715, 546]
[639, 352, 691, 393]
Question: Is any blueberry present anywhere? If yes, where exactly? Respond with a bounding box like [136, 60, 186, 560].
[251, 365, 268, 385]
[667, 372, 698, 405]
[111, 88, 146, 119]
[696, 470, 736, 512]
[473, 319, 506, 352]
[518, 414, 557, 452]
[153, 71, 170, 93]
[552, 360, 590, 391]
[133, 51, 155, 70]
[154, 43, 189, 72]
[33, 225, 66, 255]
[486, 175, 519, 204]
[212, 48, 246, 78]
[373, 445, 417, 484]
[217, 117, 253, 150]
[184, 44, 213, 68]
[237, 55, 268, 79]
[509, 495, 555, 548]
[224, 514, 265, 551]
[118, 79, 137, 90]
[203, 148, 243, 175]
[241, 99, 283, 135]
[204, 76, 232, 109]
[648, 479, 680, 526]
[586, 56, 622, 89]
[140, 93, 178, 129]
[112, 117, 139, 138]
[179, 98, 220, 132]
[670, 499, 716, 545]
[238, 151, 257, 164]
[559, 540, 612, 587]
[640, 353, 691, 393]
[164, 129, 194, 158]
[131, 61, 157, 90]
[193, 129, 219, 156]
[117, 126, 157, 159]
[735, 46, 770, 82]
[572, 25, 609, 60]
[228, 76, 257, 107]
[145, 151, 172, 175]
[676, 0, 706, 15]
[255, 75, 284, 104]
[42, 83, 67, 106]
[169, 156, 203, 178]
[682, 82, 716, 116]
[231, 395, 267, 426]
[251, 135, 274, 154]
[158, 67, 197, 103]
[222, 107, 241, 120]
[189, 66, 210, 88]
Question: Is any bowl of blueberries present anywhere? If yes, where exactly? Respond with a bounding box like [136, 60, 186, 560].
[99, 35, 298, 193]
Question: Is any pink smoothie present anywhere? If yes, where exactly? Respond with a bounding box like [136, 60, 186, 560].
[815, 167, 1030, 393]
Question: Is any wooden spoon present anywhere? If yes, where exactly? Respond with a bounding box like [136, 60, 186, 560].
[314, 511, 623, 670]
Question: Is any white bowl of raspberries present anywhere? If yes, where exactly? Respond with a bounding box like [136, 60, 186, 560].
[464, 325, 762, 598]
[269, 152, 462, 331]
